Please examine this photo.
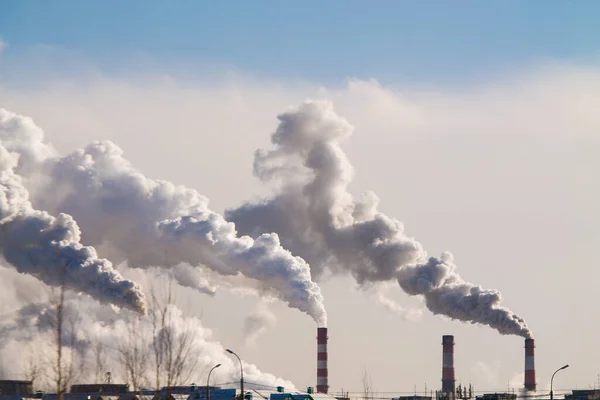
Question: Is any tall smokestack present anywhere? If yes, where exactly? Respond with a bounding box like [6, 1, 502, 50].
[524, 338, 536, 391]
[442, 335, 455, 399]
[317, 327, 328, 394]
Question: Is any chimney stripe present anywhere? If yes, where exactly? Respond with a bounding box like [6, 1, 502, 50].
[317, 327, 329, 394]
[442, 335, 456, 398]
[524, 338, 536, 391]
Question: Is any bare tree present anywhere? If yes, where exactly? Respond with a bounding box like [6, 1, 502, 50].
[362, 368, 373, 400]
[162, 319, 197, 387]
[22, 345, 42, 389]
[47, 267, 85, 400]
[92, 337, 108, 384]
[150, 285, 168, 396]
[50, 272, 66, 400]
[63, 313, 86, 391]
[117, 317, 149, 392]
[149, 279, 199, 395]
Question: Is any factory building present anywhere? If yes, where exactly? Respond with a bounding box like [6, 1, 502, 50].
[71, 385, 129, 394]
[392, 396, 432, 400]
[475, 394, 517, 400]
[0, 381, 33, 396]
[565, 390, 600, 400]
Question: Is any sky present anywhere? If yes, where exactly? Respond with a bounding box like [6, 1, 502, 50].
[1, 0, 600, 397]
[2, 1, 600, 84]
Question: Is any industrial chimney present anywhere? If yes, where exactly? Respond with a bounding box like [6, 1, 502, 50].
[442, 335, 455, 399]
[317, 327, 328, 394]
[524, 338, 536, 391]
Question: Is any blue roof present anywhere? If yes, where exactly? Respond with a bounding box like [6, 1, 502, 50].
[188, 389, 236, 400]
[270, 394, 311, 400]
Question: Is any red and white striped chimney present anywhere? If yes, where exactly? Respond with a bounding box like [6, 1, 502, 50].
[524, 338, 536, 391]
[442, 335, 455, 398]
[317, 327, 328, 394]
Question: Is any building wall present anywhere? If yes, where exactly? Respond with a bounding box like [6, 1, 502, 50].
[71, 384, 129, 394]
[0, 380, 33, 395]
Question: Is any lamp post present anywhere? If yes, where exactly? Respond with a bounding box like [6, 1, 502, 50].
[207, 364, 221, 400]
[226, 349, 244, 400]
[550, 364, 569, 400]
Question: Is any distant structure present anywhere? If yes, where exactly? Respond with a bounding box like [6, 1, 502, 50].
[70, 384, 128, 394]
[524, 339, 536, 391]
[317, 327, 329, 394]
[475, 394, 517, 400]
[393, 396, 432, 400]
[442, 335, 456, 400]
[0, 380, 32, 396]
[565, 390, 600, 400]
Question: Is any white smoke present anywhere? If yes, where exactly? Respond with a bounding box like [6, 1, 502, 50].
[368, 284, 423, 321]
[470, 361, 502, 389]
[397, 253, 531, 337]
[0, 107, 327, 327]
[0, 110, 146, 314]
[171, 263, 218, 296]
[0, 265, 295, 390]
[243, 302, 277, 347]
[226, 100, 532, 338]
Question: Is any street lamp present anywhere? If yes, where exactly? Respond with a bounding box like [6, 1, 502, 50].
[207, 364, 221, 400]
[550, 364, 570, 400]
[226, 349, 244, 400]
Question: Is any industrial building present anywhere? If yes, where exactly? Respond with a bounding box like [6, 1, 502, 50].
[392, 396, 432, 400]
[565, 391, 600, 400]
[475, 394, 517, 400]
[0, 381, 33, 396]
[71, 385, 129, 394]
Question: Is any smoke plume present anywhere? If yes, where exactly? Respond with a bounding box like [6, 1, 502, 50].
[368, 285, 423, 321]
[243, 302, 277, 347]
[397, 253, 530, 337]
[0, 110, 146, 314]
[0, 107, 326, 327]
[0, 265, 295, 390]
[226, 100, 532, 338]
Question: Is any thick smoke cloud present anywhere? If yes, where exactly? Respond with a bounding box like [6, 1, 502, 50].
[397, 253, 530, 337]
[0, 107, 326, 327]
[227, 100, 532, 338]
[0, 110, 146, 314]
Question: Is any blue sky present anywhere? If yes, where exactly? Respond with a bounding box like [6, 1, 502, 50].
[1, 1, 600, 85]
